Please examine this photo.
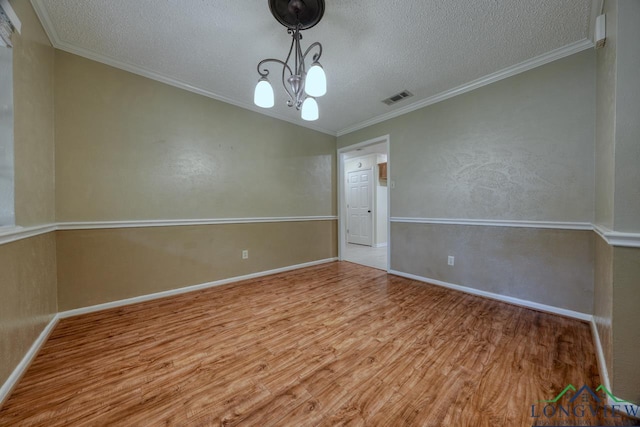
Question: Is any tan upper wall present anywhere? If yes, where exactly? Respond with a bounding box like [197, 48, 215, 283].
[338, 51, 596, 223]
[595, 0, 617, 229]
[54, 51, 337, 221]
[9, 0, 56, 226]
[612, 1, 640, 233]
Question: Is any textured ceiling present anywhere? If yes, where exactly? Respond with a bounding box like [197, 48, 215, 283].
[32, 0, 595, 135]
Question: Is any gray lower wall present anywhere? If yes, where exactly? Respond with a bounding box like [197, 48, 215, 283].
[391, 222, 594, 314]
[612, 246, 640, 404]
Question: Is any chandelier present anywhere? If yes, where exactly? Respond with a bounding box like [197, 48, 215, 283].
[253, 0, 327, 121]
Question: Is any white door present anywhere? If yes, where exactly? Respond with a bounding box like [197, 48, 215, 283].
[347, 169, 373, 246]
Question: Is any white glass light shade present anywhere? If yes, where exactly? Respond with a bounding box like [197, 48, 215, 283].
[305, 63, 326, 97]
[301, 97, 319, 121]
[254, 79, 274, 108]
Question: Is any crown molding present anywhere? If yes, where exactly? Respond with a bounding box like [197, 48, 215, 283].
[29, 0, 57, 42]
[28, 0, 336, 137]
[336, 38, 594, 137]
[31, 1, 595, 140]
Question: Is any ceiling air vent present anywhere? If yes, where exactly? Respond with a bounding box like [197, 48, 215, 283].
[382, 90, 413, 106]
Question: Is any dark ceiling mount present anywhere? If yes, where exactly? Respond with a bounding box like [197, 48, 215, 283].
[268, 0, 325, 30]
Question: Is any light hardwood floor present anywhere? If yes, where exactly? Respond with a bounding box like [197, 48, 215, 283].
[1, 262, 638, 426]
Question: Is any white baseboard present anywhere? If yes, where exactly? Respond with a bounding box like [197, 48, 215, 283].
[590, 318, 611, 391]
[0, 314, 60, 408]
[59, 258, 338, 319]
[590, 319, 640, 418]
[388, 269, 592, 322]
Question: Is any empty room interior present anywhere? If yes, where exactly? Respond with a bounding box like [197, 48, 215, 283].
[1, 0, 639, 425]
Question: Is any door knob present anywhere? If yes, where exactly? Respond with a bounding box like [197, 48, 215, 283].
[368, 210, 371, 213]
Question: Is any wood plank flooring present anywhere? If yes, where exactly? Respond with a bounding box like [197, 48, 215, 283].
[1, 262, 638, 426]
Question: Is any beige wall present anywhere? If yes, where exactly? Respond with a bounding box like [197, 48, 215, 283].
[54, 51, 336, 221]
[10, 0, 55, 226]
[594, 0, 617, 230]
[339, 51, 595, 223]
[391, 223, 594, 314]
[56, 221, 337, 310]
[1, 0, 57, 395]
[612, 1, 640, 233]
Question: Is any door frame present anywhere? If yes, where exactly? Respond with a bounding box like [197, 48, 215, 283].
[337, 134, 391, 272]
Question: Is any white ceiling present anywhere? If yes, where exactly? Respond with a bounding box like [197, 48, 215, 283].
[31, 0, 596, 136]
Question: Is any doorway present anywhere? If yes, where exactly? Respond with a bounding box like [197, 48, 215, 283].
[346, 169, 373, 246]
[338, 135, 390, 271]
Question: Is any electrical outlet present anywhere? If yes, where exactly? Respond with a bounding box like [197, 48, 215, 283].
[242, 250, 249, 259]
[448, 256, 455, 266]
